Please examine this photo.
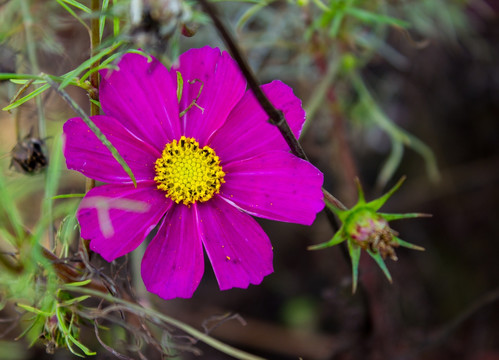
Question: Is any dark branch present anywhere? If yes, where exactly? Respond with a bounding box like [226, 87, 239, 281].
[197, 0, 308, 161]
[198, 0, 343, 233]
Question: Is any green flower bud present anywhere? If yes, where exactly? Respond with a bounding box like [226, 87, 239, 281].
[309, 177, 427, 292]
[344, 208, 399, 261]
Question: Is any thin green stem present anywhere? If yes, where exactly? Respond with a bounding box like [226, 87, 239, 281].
[20, 0, 54, 247]
[42, 74, 137, 187]
[302, 50, 341, 136]
[87, 0, 101, 192]
[351, 72, 440, 184]
[20, 0, 46, 139]
[323, 188, 347, 211]
[131, 241, 148, 303]
[198, 0, 345, 229]
[198, 0, 308, 161]
[0, 73, 65, 82]
[62, 286, 267, 360]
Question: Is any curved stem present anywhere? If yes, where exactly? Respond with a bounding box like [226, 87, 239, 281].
[198, 0, 345, 229]
[198, 0, 308, 161]
[302, 50, 341, 136]
[62, 286, 267, 360]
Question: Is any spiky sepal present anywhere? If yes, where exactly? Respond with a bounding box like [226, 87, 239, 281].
[309, 177, 427, 292]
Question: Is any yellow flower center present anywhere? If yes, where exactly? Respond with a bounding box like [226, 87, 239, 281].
[154, 136, 225, 206]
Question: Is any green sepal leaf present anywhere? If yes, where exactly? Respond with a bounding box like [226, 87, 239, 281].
[367, 250, 392, 283]
[367, 176, 406, 211]
[354, 177, 366, 204]
[348, 241, 361, 294]
[395, 237, 425, 251]
[308, 227, 345, 250]
[326, 201, 349, 220]
[379, 212, 431, 221]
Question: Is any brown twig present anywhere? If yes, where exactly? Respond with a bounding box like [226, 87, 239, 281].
[197, 0, 308, 161]
[86, 0, 101, 193]
[197, 0, 345, 229]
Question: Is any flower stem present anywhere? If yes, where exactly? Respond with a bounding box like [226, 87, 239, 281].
[198, 0, 345, 224]
[86, 0, 101, 192]
[62, 286, 267, 360]
[20, 0, 45, 139]
[20, 0, 56, 247]
[302, 51, 341, 136]
[197, 0, 307, 161]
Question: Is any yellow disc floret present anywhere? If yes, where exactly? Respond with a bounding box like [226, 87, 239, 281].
[154, 136, 225, 206]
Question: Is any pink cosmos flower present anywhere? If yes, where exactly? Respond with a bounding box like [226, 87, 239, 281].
[63, 46, 324, 300]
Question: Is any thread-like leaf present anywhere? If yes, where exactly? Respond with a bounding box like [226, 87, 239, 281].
[346, 7, 410, 28]
[2, 83, 50, 111]
[56, 0, 90, 31]
[100, 0, 110, 40]
[236, 1, 269, 30]
[0, 173, 24, 239]
[42, 74, 137, 187]
[52, 193, 85, 200]
[60, 44, 121, 89]
[58, 0, 91, 13]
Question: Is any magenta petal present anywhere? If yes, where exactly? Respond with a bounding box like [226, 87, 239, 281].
[173, 46, 246, 144]
[209, 80, 305, 163]
[221, 151, 324, 225]
[77, 183, 171, 261]
[63, 115, 159, 184]
[99, 53, 181, 150]
[197, 197, 273, 291]
[141, 204, 204, 299]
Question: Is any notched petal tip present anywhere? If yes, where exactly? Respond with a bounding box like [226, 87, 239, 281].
[141, 206, 204, 300]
